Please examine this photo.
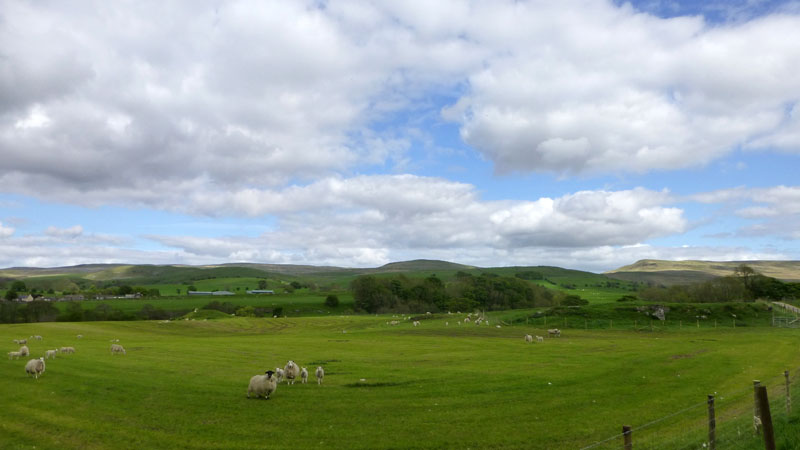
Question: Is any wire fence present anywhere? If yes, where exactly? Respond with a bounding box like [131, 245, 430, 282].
[580, 367, 800, 449]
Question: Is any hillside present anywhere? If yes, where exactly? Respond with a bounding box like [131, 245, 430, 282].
[606, 259, 800, 285]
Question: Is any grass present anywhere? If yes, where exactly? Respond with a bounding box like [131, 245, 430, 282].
[2, 315, 800, 449]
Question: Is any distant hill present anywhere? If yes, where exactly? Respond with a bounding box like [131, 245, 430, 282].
[372, 259, 476, 273]
[605, 259, 800, 285]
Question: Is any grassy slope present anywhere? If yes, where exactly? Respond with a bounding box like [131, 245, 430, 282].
[2, 317, 799, 449]
[606, 259, 800, 284]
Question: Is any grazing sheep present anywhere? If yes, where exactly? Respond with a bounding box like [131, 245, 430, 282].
[464, 317, 470, 323]
[17, 339, 27, 345]
[247, 370, 277, 399]
[8, 351, 22, 360]
[525, 334, 533, 343]
[18, 345, 29, 357]
[547, 328, 561, 338]
[77, 334, 83, 339]
[110, 344, 126, 355]
[60, 347, 75, 354]
[25, 357, 46, 379]
[31, 335, 42, 341]
[13, 339, 19, 344]
[300, 367, 308, 384]
[275, 367, 285, 383]
[283, 360, 300, 385]
[315, 366, 325, 385]
[536, 336, 544, 343]
[45, 350, 58, 360]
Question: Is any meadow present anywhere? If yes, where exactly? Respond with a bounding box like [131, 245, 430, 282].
[3, 314, 800, 449]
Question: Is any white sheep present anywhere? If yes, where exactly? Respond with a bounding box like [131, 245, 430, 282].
[77, 334, 83, 339]
[25, 357, 46, 379]
[247, 370, 278, 399]
[536, 336, 544, 343]
[275, 367, 285, 383]
[32, 335, 42, 341]
[524, 334, 533, 343]
[283, 360, 300, 385]
[45, 349, 58, 360]
[18, 345, 29, 357]
[60, 347, 76, 354]
[547, 328, 561, 338]
[110, 344, 126, 355]
[315, 366, 324, 385]
[17, 338, 27, 345]
[8, 351, 21, 359]
[300, 367, 308, 384]
[464, 317, 470, 323]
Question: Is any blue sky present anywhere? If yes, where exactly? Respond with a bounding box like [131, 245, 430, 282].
[1, 0, 799, 272]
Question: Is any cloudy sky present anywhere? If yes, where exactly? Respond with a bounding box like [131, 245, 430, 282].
[1, 0, 800, 272]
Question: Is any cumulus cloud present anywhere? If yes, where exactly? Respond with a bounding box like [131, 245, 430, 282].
[0, 222, 14, 238]
[692, 185, 800, 239]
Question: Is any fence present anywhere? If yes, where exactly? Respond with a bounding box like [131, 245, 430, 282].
[580, 368, 799, 449]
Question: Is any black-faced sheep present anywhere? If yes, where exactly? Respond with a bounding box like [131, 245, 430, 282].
[247, 370, 277, 399]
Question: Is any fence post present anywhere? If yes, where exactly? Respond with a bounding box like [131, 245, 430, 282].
[622, 425, 632, 450]
[786, 370, 792, 414]
[754, 380, 762, 435]
[708, 394, 716, 450]
[756, 385, 776, 450]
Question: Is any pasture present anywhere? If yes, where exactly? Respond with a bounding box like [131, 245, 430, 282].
[2, 315, 800, 449]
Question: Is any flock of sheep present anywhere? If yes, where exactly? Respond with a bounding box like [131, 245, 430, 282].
[248, 359, 325, 400]
[7, 334, 127, 379]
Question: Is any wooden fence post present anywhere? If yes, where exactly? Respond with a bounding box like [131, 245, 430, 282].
[622, 425, 632, 450]
[786, 370, 792, 414]
[754, 380, 762, 435]
[708, 394, 716, 450]
[756, 385, 776, 450]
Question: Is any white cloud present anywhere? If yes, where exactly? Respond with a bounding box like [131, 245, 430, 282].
[44, 225, 84, 239]
[0, 222, 15, 238]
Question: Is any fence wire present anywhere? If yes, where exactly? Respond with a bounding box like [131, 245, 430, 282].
[580, 366, 800, 450]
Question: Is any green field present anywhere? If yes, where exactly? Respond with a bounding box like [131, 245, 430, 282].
[3, 315, 800, 449]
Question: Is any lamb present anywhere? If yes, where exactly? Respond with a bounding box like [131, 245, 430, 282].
[283, 360, 300, 385]
[18, 345, 29, 357]
[8, 351, 21, 359]
[247, 370, 277, 399]
[110, 344, 126, 355]
[536, 336, 544, 343]
[315, 366, 324, 385]
[525, 334, 533, 343]
[25, 357, 46, 379]
[45, 349, 58, 360]
[275, 367, 285, 383]
[547, 328, 561, 338]
[300, 367, 309, 384]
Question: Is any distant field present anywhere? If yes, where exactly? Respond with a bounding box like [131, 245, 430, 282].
[2, 316, 799, 449]
[606, 259, 800, 284]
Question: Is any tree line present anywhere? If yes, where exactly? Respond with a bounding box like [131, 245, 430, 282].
[351, 272, 561, 314]
[636, 264, 800, 303]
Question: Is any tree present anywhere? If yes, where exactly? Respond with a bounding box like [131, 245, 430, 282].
[63, 302, 84, 322]
[734, 264, 757, 293]
[10, 280, 26, 292]
[324, 295, 339, 308]
[4, 289, 18, 301]
[258, 279, 268, 290]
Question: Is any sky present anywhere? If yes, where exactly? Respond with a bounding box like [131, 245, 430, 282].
[1, 0, 800, 272]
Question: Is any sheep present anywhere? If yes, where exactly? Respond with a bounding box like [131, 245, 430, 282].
[283, 360, 300, 385]
[18, 345, 29, 357]
[8, 351, 21, 360]
[536, 336, 544, 343]
[45, 349, 58, 360]
[547, 328, 561, 338]
[525, 334, 533, 343]
[60, 347, 75, 354]
[32, 335, 42, 341]
[300, 367, 309, 384]
[247, 370, 277, 399]
[315, 366, 325, 385]
[275, 367, 285, 383]
[464, 317, 470, 323]
[13, 339, 19, 344]
[25, 357, 46, 379]
[17, 339, 27, 345]
[110, 344, 126, 355]
[77, 334, 83, 339]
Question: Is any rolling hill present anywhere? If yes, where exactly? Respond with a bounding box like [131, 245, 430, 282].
[605, 259, 800, 285]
